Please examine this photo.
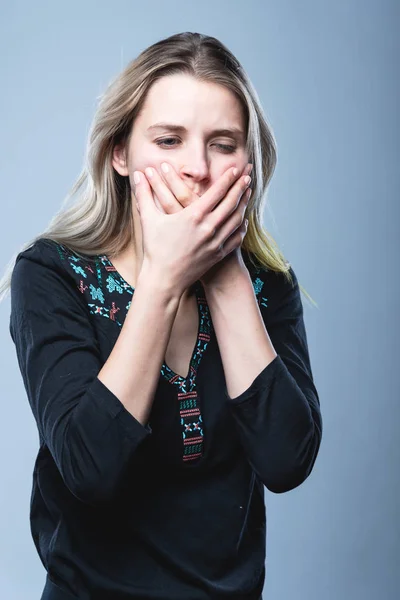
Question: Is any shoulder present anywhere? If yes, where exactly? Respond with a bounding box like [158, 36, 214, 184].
[244, 249, 299, 312]
[10, 237, 98, 308]
[13, 237, 94, 271]
[11, 238, 60, 294]
[13, 237, 60, 270]
[13, 236, 95, 275]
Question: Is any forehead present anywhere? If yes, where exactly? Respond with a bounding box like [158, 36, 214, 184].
[137, 73, 245, 129]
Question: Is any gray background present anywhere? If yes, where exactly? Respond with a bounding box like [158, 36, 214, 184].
[0, 1, 398, 598]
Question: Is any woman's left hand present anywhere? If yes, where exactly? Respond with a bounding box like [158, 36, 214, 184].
[139, 161, 253, 288]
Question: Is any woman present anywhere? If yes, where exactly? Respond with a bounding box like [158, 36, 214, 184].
[2, 32, 322, 600]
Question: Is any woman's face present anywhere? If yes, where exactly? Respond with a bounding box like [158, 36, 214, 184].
[112, 73, 249, 206]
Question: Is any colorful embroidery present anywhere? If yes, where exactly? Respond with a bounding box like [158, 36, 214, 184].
[106, 274, 125, 295]
[159, 289, 212, 462]
[89, 284, 105, 304]
[252, 270, 268, 309]
[70, 263, 87, 278]
[54, 242, 269, 464]
[178, 390, 204, 462]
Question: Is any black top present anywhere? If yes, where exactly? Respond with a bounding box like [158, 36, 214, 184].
[9, 238, 322, 600]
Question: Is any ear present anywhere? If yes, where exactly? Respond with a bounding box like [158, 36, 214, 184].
[112, 143, 129, 176]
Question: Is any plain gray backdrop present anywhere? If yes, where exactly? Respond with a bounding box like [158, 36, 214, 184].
[0, 1, 398, 598]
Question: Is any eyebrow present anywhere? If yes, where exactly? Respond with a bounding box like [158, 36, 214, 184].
[146, 122, 245, 141]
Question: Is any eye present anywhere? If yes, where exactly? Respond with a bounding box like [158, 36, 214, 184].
[155, 137, 237, 153]
[155, 137, 178, 148]
[215, 143, 237, 153]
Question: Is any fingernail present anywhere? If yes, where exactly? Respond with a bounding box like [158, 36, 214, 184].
[145, 167, 154, 178]
[161, 162, 169, 173]
[133, 171, 141, 185]
[247, 163, 253, 174]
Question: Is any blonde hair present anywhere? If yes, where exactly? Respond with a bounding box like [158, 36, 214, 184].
[0, 31, 316, 306]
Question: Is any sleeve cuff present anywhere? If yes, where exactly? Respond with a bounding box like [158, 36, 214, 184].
[224, 354, 285, 405]
[89, 375, 152, 440]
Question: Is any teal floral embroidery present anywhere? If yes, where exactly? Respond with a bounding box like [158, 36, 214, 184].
[89, 284, 105, 304]
[253, 277, 264, 295]
[252, 274, 268, 309]
[70, 263, 87, 278]
[106, 274, 125, 294]
[96, 256, 133, 296]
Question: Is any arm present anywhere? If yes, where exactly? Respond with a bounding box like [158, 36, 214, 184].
[204, 264, 322, 494]
[97, 265, 182, 427]
[10, 242, 182, 505]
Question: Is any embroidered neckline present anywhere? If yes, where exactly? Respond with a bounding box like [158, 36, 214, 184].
[100, 254, 213, 392]
[101, 254, 213, 464]
[54, 241, 269, 465]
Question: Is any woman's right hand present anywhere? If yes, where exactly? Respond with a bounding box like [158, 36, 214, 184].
[133, 166, 252, 295]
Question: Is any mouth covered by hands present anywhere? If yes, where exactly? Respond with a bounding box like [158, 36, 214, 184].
[132, 161, 253, 290]
[138, 161, 252, 214]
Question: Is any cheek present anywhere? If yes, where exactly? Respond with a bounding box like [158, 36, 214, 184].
[131, 157, 154, 173]
[129, 138, 159, 172]
[214, 152, 249, 179]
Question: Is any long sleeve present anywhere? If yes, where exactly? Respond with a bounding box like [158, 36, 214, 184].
[9, 242, 152, 506]
[225, 265, 322, 494]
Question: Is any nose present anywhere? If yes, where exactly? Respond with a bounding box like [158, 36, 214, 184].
[179, 158, 210, 195]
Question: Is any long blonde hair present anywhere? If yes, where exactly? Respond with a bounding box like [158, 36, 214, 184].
[0, 31, 316, 306]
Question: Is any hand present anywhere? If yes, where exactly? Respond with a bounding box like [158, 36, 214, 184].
[137, 162, 253, 289]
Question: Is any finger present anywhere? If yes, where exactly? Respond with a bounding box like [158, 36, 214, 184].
[213, 186, 252, 247]
[133, 170, 160, 219]
[144, 166, 185, 214]
[159, 162, 195, 209]
[210, 173, 251, 227]
[191, 165, 246, 219]
[243, 162, 253, 176]
[153, 192, 166, 213]
[136, 192, 163, 214]
[222, 219, 249, 257]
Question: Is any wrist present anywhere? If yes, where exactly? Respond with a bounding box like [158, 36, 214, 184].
[203, 262, 251, 296]
[137, 260, 184, 302]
